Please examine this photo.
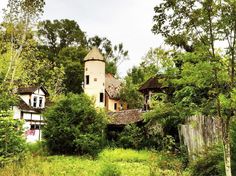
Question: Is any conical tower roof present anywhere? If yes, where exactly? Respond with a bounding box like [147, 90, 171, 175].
[84, 47, 104, 62]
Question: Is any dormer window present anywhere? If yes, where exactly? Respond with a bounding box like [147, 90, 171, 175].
[39, 97, 43, 108]
[32, 96, 44, 108]
[33, 97, 37, 108]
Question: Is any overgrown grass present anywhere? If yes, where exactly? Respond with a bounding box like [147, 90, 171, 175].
[0, 148, 190, 176]
[98, 148, 152, 162]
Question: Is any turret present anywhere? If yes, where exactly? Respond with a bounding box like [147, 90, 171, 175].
[84, 47, 105, 108]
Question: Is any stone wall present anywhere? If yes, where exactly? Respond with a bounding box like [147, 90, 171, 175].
[179, 115, 221, 159]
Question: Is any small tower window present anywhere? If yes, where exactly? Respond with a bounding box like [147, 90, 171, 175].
[100, 93, 104, 103]
[94, 78, 97, 82]
[114, 103, 117, 110]
[86, 75, 89, 85]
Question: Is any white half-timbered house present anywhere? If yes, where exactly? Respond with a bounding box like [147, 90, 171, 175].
[13, 86, 49, 142]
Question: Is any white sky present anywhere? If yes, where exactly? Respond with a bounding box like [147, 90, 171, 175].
[0, 0, 163, 77]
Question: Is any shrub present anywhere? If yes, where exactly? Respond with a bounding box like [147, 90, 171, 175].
[0, 117, 26, 166]
[190, 145, 225, 176]
[116, 124, 143, 149]
[99, 163, 121, 176]
[43, 93, 107, 156]
[109, 122, 164, 150]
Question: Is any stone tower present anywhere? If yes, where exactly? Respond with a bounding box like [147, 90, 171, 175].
[84, 47, 105, 108]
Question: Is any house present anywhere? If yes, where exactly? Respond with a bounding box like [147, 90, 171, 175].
[139, 74, 171, 110]
[107, 109, 143, 141]
[84, 47, 126, 112]
[13, 85, 49, 142]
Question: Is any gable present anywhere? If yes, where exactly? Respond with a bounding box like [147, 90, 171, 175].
[34, 88, 45, 96]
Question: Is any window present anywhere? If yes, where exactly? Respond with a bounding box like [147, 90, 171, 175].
[94, 78, 97, 82]
[100, 93, 104, 102]
[114, 103, 117, 110]
[39, 97, 43, 108]
[33, 96, 37, 108]
[120, 103, 123, 110]
[30, 124, 40, 130]
[86, 75, 89, 85]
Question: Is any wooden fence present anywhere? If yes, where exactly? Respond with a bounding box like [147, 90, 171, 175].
[178, 115, 221, 159]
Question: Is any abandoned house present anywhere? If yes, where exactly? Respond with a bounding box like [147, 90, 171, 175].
[139, 74, 172, 111]
[13, 85, 49, 142]
[84, 47, 127, 112]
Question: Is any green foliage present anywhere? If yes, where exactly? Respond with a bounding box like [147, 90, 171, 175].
[43, 93, 107, 156]
[63, 60, 84, 94]
[0, 89, 18, 112]
[143, 100, 182, 142]
[0, 117, 26, 166]
[105, 61, 117, 76]
[37, 19, 88, 95]
[89, 35, 129, 76]
[109, 122, 164, 150]
[1, 0, 45, 85]
[0, 148, 190, 176]
[119, 78, 144, 109]
[190, 145, 225, 176]
[26, 141, 48, 156]
[116, 124, 143, 149]
[98, 148, 152, 163]
[38, 19, 87, 59]
[99, 163, 121, 176]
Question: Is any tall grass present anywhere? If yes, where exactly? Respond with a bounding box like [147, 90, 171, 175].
[98, 148, 152, 162]
[0, 148, 190, 176]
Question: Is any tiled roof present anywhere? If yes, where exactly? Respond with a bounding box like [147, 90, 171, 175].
[108, 109, 143, 125]
[84, 47, 104, 61]
[18, 86, 38, 94]
[18, 99, 43, 113]
[105, 74, 121, 99]
[139, 76, 162, 92]
[17, 85, 49, 96]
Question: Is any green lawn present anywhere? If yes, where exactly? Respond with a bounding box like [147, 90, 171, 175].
[0, 148, 190, 176]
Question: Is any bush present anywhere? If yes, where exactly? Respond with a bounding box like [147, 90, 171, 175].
[0, 117, 26, 166]
[116, 124, 143, 149]
[43, 93, 107, 156]
[190, 145, 225, 176]
[109, 122, 164, 150]
[99, 163, 121, 176]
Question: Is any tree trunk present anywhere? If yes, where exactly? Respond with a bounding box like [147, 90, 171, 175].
[222, 118, 232, 176]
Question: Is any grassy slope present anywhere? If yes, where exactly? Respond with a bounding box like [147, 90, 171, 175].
[0, 148, 190, 176]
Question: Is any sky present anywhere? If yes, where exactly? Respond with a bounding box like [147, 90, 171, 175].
[0, 0, 163, 77]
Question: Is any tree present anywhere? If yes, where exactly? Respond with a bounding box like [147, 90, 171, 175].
[0, 117, 26, 166]
[89, 36, 129, 76]
[58, 46, 87, 94]
[37, 19, 87, 63]
[153, 1, 236, 175]
[119, 77, 143, 109]
[2, 0, 45, 87]
[43, 93, 107, 156]
[37, 19, 88, 95]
